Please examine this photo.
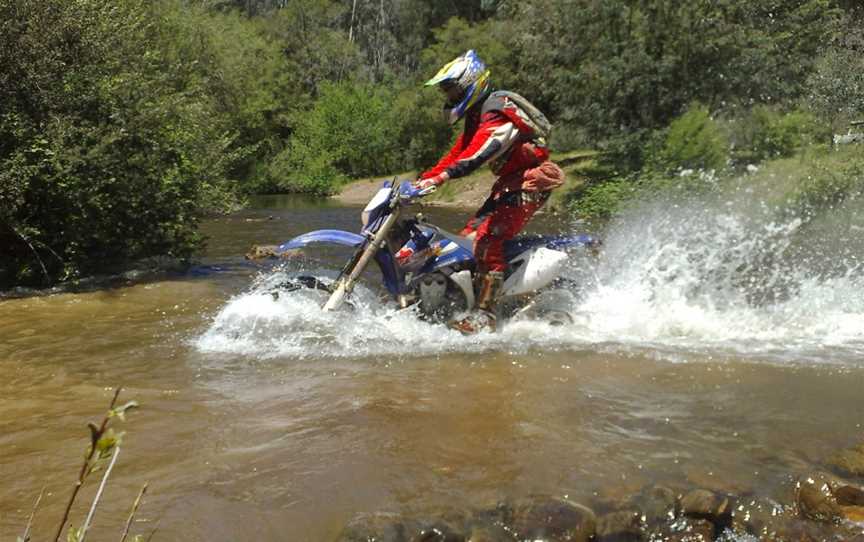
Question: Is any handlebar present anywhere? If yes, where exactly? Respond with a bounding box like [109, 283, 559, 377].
[396, 180, 434, 203]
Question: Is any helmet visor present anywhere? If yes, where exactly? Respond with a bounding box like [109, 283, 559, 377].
[439, 81, 463, 107]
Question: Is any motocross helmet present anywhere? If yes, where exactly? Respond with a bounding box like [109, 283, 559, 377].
[425, 50, 492, 125]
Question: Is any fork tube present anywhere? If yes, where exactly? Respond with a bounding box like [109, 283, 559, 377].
[322, 210, 400, 311]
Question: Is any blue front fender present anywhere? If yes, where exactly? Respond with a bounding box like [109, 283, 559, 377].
[277, 229, 365, 252]
[276, 229, 401, 296]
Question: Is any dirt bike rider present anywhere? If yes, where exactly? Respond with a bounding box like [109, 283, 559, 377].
[413, 50, 565, 334]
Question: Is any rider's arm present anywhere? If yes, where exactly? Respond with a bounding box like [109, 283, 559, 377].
[425, 112, 518, 183]
[419, 132, 467, 180]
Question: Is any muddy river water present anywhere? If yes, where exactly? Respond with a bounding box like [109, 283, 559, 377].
[1, 194, 863, 541]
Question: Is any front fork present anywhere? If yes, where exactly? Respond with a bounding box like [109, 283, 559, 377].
[322, 210, 401, 311]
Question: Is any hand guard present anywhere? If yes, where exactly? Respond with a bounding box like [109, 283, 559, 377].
[412, 172, 449, 196]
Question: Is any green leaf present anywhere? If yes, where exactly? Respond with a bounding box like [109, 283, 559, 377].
[109, 400, 140, 421]
[67, 526, 84, 542]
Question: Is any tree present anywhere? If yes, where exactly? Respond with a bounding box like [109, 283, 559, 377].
[806, 14, 864, 129]
[0, 0, 245, 288]
[498, 0, 839, 164]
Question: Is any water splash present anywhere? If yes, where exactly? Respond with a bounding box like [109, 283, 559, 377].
[194, 268, 547, 359]
[568, 186, 864, 363]
[196, 186, 864, 364]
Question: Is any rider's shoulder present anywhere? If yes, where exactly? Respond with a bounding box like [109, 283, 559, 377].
[480, 90, 515, 115]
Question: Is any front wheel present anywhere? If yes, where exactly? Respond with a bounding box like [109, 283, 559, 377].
[271, 275, 355, 311]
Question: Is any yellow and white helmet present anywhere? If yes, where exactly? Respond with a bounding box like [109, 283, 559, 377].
[425, 50, 492, 124]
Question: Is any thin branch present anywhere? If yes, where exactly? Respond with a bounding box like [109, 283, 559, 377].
[54, 387, 123, 542]
[145, 517, 162, 542]
[80, 446, 121, 542]
[3, 221, 50, 284]
[348, 0, 357, 42]
[20, 485, 46, 542]
[30, 237, 65, 268]
[119, 483, 149, 542]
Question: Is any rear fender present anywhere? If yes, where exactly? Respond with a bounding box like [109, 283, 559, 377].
[502, 246, 569, 297]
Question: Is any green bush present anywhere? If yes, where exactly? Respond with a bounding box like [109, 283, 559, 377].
[268, 82, 401, 194]
[186, 6, 294, 192]
[651, 104, 729, 173]
[732, 106, 829, 164]
[0, 0, 245, 289]
[789, 153, 864, 217]
[389, 85, 455, 172]
[568, 178, 636, 219]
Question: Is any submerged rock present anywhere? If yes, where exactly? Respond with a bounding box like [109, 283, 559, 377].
[729, 497, 789, 539]
[464, 525, 511, 542]
[828, 442, 864, 478]
[796, 483, 841, 523]
[679, 489, 733, 529]
[835, 485, 864, 506]
[337, 512, 416, 542]
[624, 485, 678, 528]
[840, 505, 864, 522]
[684, 468, 749, 495]
[412, 525, 466, 542]
[664, 518, 714, 541]
[336, 476, 864, 542]
[337, 513, 468, 542]
[506, 496, 596, 542]
[595, 509, 644, 541]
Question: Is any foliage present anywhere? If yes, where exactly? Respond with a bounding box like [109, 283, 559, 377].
[651, 104, 729, 173]
[805, 14, 864, 129]
[501, 0, 840, 168]
[568, 178, 637, 219]
[260, 0, 362, 99]
[48, 389, 142, 542]
[0, 0, 246, 289]
[419, 17, 515, 87]
[182, 5, 294, 187]
[268, 82, 401, 194]
[389, 86, 456, 171]
[789, 151, 864, 218]
[730, 107, 830, 165]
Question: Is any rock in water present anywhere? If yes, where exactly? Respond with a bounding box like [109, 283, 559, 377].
[835, 485, 864, 506]
[795, 479, 841, 523]
[631, 485, 678, 528]
[828, 442, 864, 477]
[679, 489, 733, 529]
[664, 518, 714, 542]
[595, 510, 645, 541]
[413, 526, 466, 542]
[508, 496, 596, 542]
[245, 244, 300, 261]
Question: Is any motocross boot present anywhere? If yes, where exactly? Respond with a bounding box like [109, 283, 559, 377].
[449, 271, 503, 335]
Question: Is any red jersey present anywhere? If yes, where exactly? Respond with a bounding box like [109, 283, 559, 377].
[419, 98, 549, 194]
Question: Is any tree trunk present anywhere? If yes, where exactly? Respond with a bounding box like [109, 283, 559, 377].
[349, 0, 358, 42]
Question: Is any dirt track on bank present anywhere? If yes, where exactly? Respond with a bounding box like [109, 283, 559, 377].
[333, 171, 497, 208]
[332, 151, 596, 210]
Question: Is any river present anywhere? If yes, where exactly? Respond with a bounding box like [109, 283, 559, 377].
[1, 191, 863, 541]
